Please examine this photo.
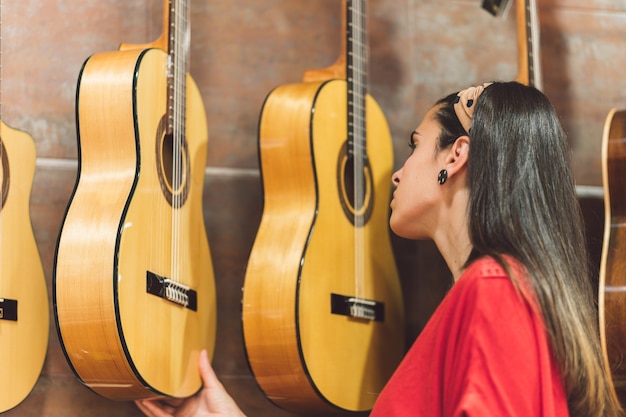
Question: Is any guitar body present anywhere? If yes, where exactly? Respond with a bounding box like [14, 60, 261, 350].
[0, 121, 49, 412]
[54, 47, 216, 400]
[599, 108, 626, 399]
[242, 79, 405, 412]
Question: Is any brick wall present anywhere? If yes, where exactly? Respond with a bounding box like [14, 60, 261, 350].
[1, 0, 624, 415]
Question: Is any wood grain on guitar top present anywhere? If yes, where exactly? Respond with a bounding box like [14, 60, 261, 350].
[600, 108, 626, 399]
[242, 79, 405, 412]
[53, 48, 216, 400]
[0, 121, 49, 412]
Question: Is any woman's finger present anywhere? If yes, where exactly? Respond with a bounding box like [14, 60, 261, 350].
[135, 399, 174, 417]
[198, 349, 220, 390]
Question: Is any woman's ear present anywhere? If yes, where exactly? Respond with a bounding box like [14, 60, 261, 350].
[444, 135, 470, 178]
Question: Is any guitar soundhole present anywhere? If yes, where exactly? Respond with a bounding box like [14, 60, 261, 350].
[0, 138, 10, 211]
[336, 140, 374, 227]
[155, 115, 190, 208]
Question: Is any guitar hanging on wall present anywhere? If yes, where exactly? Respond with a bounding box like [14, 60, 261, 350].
[0, 120, 49, 412]
[241, 0, 405, 413]
[53, 0, 216, 400]
[599, 108, 626, 400]
[482, 0, 543, 89]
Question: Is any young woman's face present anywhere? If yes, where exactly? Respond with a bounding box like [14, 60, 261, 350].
[390, 106, 447, 240]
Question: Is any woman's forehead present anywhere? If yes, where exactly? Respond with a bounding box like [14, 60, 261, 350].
[414, 106, 441, 136]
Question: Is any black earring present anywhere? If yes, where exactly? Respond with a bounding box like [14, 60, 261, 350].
[438, 169, 448, 185]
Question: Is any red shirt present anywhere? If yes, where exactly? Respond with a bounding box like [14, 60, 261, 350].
[370, 257, 569, 417]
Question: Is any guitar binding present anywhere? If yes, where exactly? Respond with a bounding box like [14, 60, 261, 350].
[146, 271, 197, 311]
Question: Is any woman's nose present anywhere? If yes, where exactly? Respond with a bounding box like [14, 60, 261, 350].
[391, 169, 401, 186]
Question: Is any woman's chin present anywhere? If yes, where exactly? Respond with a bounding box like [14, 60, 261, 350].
[390, 220, 429, 241]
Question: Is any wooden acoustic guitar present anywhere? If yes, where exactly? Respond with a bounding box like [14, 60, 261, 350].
[242, 0, 405, 413]
[483, 0, 542, 89]
[53, 0, 216, 400]
[599, 108, 626, 399]
[0, 120, 49, 412]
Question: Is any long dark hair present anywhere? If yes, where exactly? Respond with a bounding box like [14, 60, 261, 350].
[434, 81, 623, 417]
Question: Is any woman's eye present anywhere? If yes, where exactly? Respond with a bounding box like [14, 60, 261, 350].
[408, 134, 416, 151]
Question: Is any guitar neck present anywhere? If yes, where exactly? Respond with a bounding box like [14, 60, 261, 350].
[166, 0, 190, 135]
[123, 0, 190, 139]
[346, 0, 368, 162]
[515, 0, 542, 89]
[482, 0, 542, 89]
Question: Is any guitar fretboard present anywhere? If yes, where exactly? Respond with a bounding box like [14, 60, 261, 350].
[167, 0, 190, 136]
[347, 0, 367, 162]
[523, 0, 542, 89]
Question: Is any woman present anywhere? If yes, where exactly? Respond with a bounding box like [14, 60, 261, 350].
[136, 81, 623, 417]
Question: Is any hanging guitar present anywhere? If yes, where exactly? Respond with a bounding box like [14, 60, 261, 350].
[53, 0, 216, 400]
[483, 0, 543, 89]
[0, 120, 49, 412]
[599, 108, 626, 401]
[242, 0, 405, 413]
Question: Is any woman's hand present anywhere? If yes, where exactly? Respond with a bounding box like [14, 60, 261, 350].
[135, 350, 246, 417]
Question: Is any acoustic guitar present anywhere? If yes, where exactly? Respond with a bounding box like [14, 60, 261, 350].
[53, 0, 216, 400]
[483, 0, 543, 89]
[0, 120, 49, 412]
[242, 0, 405, 413]
[599, 108, 626, 400]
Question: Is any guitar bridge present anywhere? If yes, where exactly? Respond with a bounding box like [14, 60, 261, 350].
[330, 293, 384, 322]
[146, 271, 197, 311]
[0, 298, 18, 321]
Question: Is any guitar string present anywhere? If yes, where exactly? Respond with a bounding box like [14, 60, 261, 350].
[171, 0, 179, 284]
[0, 24, 3, 287]
[172, 0, 186, 285]
[172, 1, 183, 281]
[351, 0, 366, 303]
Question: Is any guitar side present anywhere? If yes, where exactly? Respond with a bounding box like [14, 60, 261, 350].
[599, 108, 626, 399]
[0, 121, 49, 412]
[53, 47, 216, 400]
[242, 79, 404, 413]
